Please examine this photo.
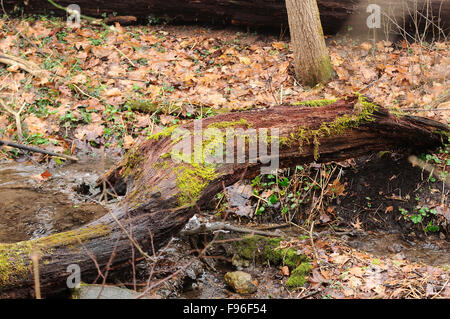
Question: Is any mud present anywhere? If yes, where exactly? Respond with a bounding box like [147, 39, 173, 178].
[338, 153, 449, 233]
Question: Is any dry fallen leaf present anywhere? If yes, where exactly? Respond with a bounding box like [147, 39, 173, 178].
[104, 88, 122, 97]
[348, 277, 362, 290]
[385, 206, 394, 214]
[31, 170, 52, 183]
[40, 170, 52, 180]
[350, 218, 363, 231]
[74, 123, 104, 141]
[24, 115, 48, 135]
[123, 135, 135, 149]
[238, 56, 251, 65]
[360, 42, 373, 51]
[272, 42, 286, 50]
[348, 266, 364, 277]
[281, 266, 290, 276]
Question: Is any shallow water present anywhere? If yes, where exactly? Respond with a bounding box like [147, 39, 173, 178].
[346, 232, 450, 267]
[0, 158, 115, 243]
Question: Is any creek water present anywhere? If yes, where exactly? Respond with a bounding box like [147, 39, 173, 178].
[0, 159, 114, 243]
[346, 232, 450, 267]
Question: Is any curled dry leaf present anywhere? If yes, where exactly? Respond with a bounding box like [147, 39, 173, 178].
[281, 266, 290, 276]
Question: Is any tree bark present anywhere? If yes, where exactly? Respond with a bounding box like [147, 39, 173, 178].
[285, 0, 332, 86]
[3, 1, 449, 35]
[0, 95, 448, 298]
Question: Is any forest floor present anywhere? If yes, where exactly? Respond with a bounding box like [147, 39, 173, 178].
[0, 17, 448, 299]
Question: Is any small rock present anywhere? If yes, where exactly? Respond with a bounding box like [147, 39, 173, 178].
[224, 271, 257, 295]
[185, 259, 204, 280]
[439, 232, 446, 240]
[184, 214, 202, 232]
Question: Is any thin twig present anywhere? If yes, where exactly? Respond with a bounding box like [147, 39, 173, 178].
[114, 47, 136, 67]
[31, 250, 41, 299]
[0, 52, 47, 78]
[309, 221, 320, 264]
[0, 139, 79, 161]
[180, 221, 282, 237]
[46, 0, 106, 26]
[108, 209, 156, 263]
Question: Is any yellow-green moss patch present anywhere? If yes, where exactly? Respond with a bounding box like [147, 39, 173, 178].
[232, 235, 282, 261]
[173, 162, 219, 206]
[433, 129, 450, 141]
[282, 94, 379, 160]
[122, 148, 145, 177]
[33, 224, 111, 249]
[285, 262, 313, 288]
[232, 235, 308, 270]
[147, 124, 180, 141]
[0, 241, 32, 287]
[0, 224, 110, 288]
[292, 99, 337, 107]
[126, 99, 159, 114]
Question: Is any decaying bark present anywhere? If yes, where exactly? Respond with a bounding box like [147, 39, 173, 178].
[3, 0, 449, 35]
[0, 95, 448, 298]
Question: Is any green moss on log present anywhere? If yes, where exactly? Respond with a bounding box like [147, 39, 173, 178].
[172, 163, 219, 206]
[0, 241, 32, 288]
[122, 148, 145, 177]
[281, 94, 379, 160]
[0, 224, 111, 288]
[147, 124, 180, 141]
[126, 99, 159, 114]
[231, 235, 312, 289]
[292, 99, 337, 107]
[206, 118, 252, 129]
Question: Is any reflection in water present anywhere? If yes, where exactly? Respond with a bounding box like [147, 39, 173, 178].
[0, 159, 114, 243]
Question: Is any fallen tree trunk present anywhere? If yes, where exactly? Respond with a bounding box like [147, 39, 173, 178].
[0, 95, 448, 298]
[4, 0, 449, 35]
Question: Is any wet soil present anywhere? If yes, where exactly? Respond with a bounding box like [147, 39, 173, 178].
[338, 153, 449, 234]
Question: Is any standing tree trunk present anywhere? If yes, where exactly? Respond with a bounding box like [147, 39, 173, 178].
[285, 0, 332, 86]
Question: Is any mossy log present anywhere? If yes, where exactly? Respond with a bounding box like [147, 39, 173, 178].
[4, 0, 449, 35]
[1, 95, 448, 298]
